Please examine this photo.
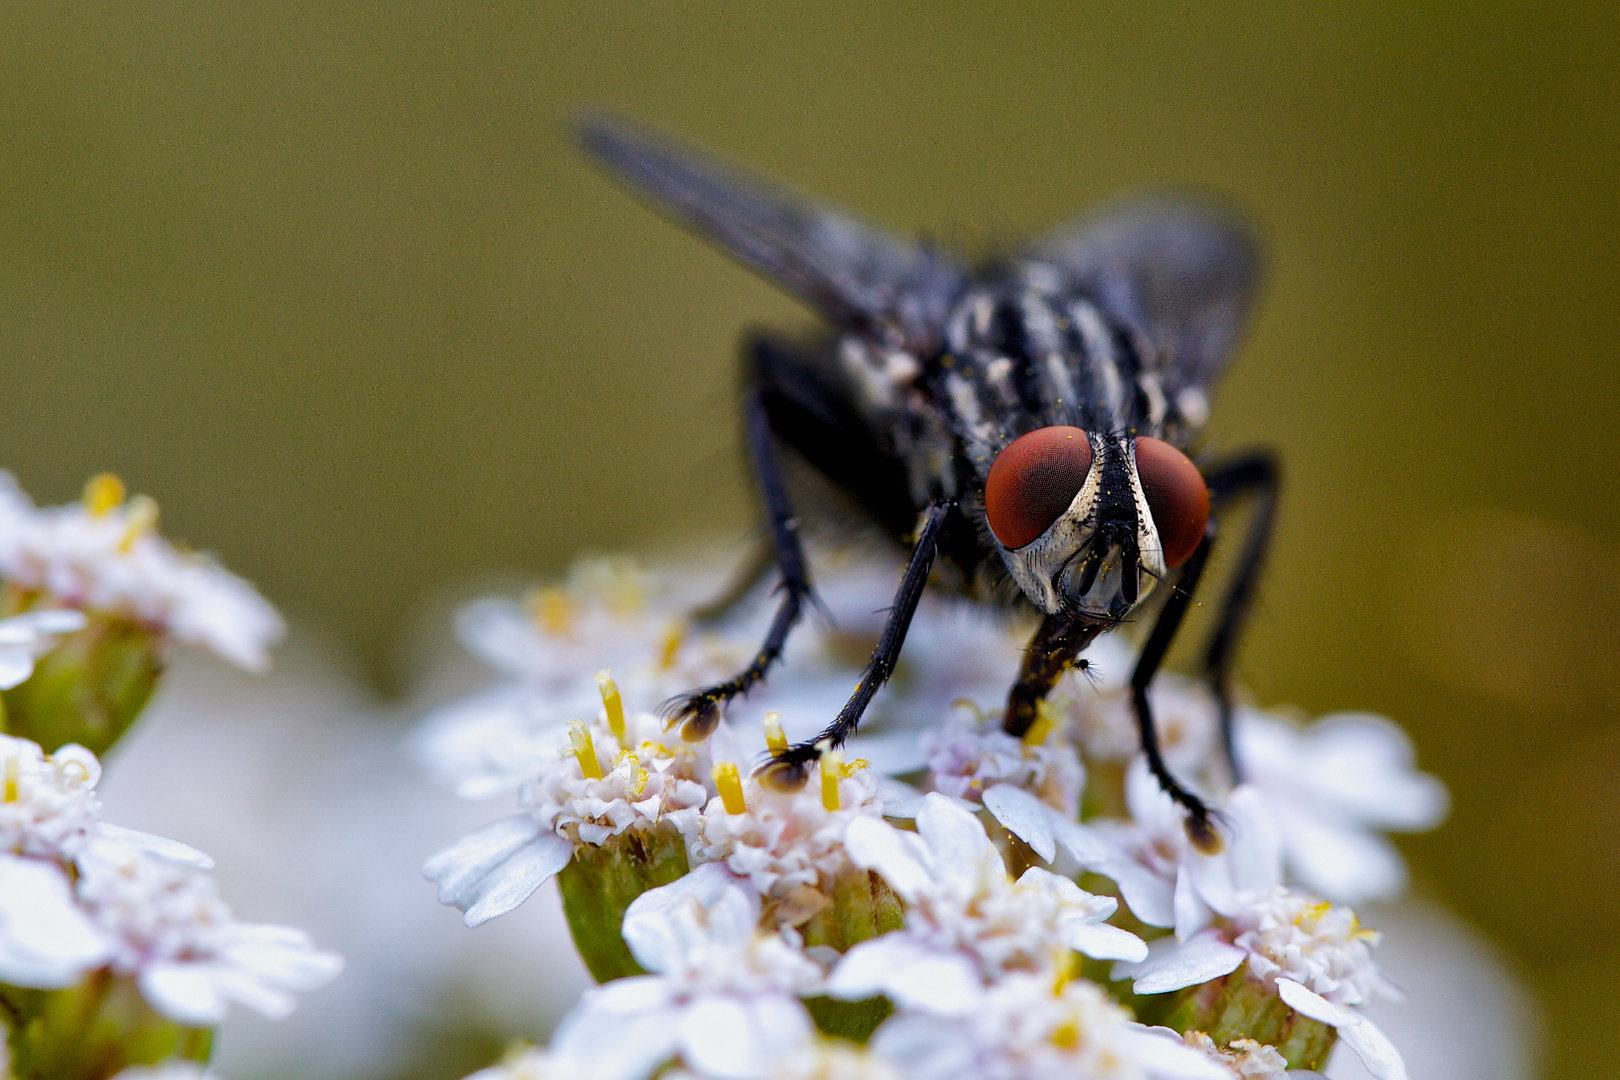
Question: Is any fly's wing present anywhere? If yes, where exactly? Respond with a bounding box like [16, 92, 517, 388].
[1026, 196, 1261, 395]
[578, 115, 964, 353]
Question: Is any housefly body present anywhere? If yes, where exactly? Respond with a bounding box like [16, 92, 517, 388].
[578, 117, 1278, 850]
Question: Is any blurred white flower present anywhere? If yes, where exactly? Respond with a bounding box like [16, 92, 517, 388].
[0, 608, 87, 687]
[826, 794, 1143, 1014]
[547, 864, 822, 1080]
[112, 1064, 222, 1080]
[664, 1039, 904, 1080]
[0, 474, 283, 671]
[870, 972, 1230, 1080]
[75, 833, 342, 1025]
[919, 709, 1084, 815]
[1183, 1033, 1291, 1079]
[0, 734, 103, 860]
[0, 851, 111, 987]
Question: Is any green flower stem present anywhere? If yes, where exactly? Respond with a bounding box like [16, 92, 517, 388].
[799, 870, 905, 1044]
[0, 973, 211, 1080]
[556, 824, 690, 983]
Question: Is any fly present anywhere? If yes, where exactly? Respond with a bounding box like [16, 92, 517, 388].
[578, 116, 1278, 850]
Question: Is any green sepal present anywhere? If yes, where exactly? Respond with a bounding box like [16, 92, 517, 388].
[0, 972, 212, 1080]
[0, 615, 162, 757]
[557, 824, 690, 983]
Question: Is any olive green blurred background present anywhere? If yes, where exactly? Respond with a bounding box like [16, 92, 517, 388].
[2, 2, 1615, 1076]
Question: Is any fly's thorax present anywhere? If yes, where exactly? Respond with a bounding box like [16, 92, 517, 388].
[996, 434, 1167, 618]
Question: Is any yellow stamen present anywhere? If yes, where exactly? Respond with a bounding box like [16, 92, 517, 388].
[568, 719, 603, 779]
[658, 620, 685, 670]
[3, 756, 18, 802]
[1050, 1020, 1080, 1049]
[118, 495, 159, 553]
[596, 670, 626, 743]
[82, 473, 126, 516]
[838, 757, 870, 778]
[525, 587, 575, 636]
[712, 762, 747, 814]
[818, 740, 841, 812]
[1022, 698, 1058, 746]
[763, 712, 788, 754]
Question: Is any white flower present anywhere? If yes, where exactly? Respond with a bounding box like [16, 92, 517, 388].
[1182, 1033, 1290, 1078]
[74, 834, 342, 1025]
[112, 1065, 222, 1080]
[920, 709, 1084, 815]
[1234, 710, 1446, 904]
[870, 972, 1232, 1080]
[423, 707, 708, 927]
[0, 852, 110, 987]
[666, 1040, 904, 1080]
[0, 608, 87, 688]
[0, 735, 103, 860]
[0, 474, 283, 671]
[547, 864, 823, 1080]
[826, 794, 1144, 1014]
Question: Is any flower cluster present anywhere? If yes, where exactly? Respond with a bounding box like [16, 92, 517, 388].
[0, 473, 334, 1080]
[421, 554, 1448, 1080]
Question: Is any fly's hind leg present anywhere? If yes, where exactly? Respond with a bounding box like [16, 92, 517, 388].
[662, 387, 813, 741]
[1197, 450, 1281, 784]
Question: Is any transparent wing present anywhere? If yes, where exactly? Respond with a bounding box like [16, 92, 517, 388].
[577, 115, 963, 352]
[1026, 196, 1262, 392]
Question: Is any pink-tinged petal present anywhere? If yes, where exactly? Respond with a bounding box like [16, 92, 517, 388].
[1118, 1024, 1235, 1079]
[982, 784, 1056, 863]
[1115, 930, 1245, 995]
[1063, 920, 1148, 963]
[1276, 978, 1409, 1080]
[844, 817, 931, 899]
[461, 833, 573, 927]
[139, 961, 228, 1025]
[914, 794, 995, 879]
[828, 936, 982, 1015]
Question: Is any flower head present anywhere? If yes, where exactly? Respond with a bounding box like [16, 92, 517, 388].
[0, 734, 102, 860]
[870, 972, 1231, 1080]
[826, 794, 1144, 1014]
[75, 833, 342, 1025]
[547, 864, 823, 1080]
[0, 473, 282, 671]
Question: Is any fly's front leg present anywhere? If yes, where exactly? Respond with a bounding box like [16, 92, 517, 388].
[757, 500, 952, 789]
[663, 388, 812, 741]
[1198, 451, 1280, 783]
[1003, 615, 1104, 739]
[1131, 524, 1224, 852]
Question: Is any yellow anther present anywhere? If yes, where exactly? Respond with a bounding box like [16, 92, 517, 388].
[657, 620, 686, 670]
[3, 756, 18, 803]
[596, 670, 626, 743]
[1050, 1020, 1080, 1049]
[1022, 698, 1058, 747]
[763, 712, 788, 754]
[118, 495, 159, 553]
[525, 588, 575, 636]
[950, 697, 988, 722]
[818, 741, 841, 812]
[82, 473, 126, 516]
[712, 762, 747, 814]
[838, 757, 871, 778]
[568, 720, 603, 780]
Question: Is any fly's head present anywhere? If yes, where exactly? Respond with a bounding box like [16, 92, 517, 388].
[984, 427, 1210, 621]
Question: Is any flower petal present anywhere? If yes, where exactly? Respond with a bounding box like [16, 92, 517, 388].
[623, 864, 758, 972]
[1114, 930, 1245, 995]
[0, 854, 110, 988]
[913, 794, 994, 881]
[1118, 1024, 1236, 1079]
[1064, 919, 1148, 963]
[1276, 977, 1409, 1080]
[422, 813, 549, 907]
[982, 784, 1056, 863]
[844, 816, 932, 900]
[140, 961, 229, 1025]
[828, 935, 984, 1015]
[462, 832, 574, 927]
[93, 823, 214, 868]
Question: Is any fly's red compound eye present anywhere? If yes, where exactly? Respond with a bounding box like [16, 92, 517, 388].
[984, 426, 1094, 549]
[1133, 437, 1209, 567]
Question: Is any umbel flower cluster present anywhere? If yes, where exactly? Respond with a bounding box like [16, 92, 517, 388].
[0, 474, 341, 1080]
[420, 555, 1447, 1080]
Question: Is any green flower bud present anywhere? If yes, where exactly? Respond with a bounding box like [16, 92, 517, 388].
[1142, 963, 1337, 1072]
[0, 613, 162, 757]
[556, 823, 690, 982]
[0, 972, 211, 1080]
